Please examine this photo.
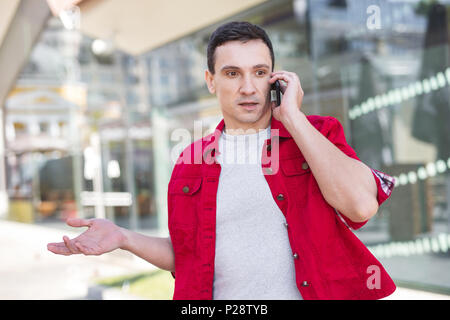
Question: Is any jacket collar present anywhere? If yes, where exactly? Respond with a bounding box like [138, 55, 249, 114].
[202, 115, 291, 161]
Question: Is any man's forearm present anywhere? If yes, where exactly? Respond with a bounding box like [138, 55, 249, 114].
[119, 229, 175, 272]
[283, 111, 379, 222]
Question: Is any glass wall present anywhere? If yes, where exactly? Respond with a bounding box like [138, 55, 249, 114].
[145, 0, 450, 294]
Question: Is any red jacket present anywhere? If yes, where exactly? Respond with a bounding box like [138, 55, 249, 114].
[168, 114, 396, 300]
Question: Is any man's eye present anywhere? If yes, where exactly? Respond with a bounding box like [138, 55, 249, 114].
[256, 70, 266, 76]
[226, 71, 238, 77]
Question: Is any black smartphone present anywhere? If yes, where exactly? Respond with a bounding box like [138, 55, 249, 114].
[271, 80, 281, 107]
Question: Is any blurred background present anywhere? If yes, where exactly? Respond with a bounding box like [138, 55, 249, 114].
[1, 0, 450, 299]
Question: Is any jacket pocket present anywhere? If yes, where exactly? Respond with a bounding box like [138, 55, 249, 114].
[280, 156, 311, 176]
[168, 177, 202, 227]
[280, 156, 313, 206]
[169, 177, 202, 195]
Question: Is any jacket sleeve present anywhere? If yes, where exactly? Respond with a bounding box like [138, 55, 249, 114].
[321, 116, 396, 230]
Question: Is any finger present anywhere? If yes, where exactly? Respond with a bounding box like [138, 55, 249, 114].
[270, 77, 290, 95]
[271, 71, 299, 81]
[279, 81, 288, 94]
[47, 242, 72, 256]
[271, 70, 289, 75]
[271, 71, 295, 78]
[74, 239, 99, 256]
[63, 236, 80, 254]
[272, 78, 287, 94]
[74, 241, 91, 255]
[66, 218, 93, 228]
[269, 73, 294, 88]
[290, 73, 303, 91]
[274, 74, 302, 97]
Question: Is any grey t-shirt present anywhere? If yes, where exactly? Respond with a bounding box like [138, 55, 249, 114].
[212, 125, 303, 300]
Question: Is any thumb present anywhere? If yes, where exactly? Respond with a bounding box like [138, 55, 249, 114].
[66, 218, 92, 228]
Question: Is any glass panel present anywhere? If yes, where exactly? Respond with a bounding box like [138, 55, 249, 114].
[144, 0, 450, 294]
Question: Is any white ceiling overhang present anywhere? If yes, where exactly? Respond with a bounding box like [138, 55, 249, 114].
[61, 0, 268, 55]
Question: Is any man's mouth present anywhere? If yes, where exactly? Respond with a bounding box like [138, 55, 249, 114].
[239, 101, 259, 109]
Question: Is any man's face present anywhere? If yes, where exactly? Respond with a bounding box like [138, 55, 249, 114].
[205, 39, 273, 132]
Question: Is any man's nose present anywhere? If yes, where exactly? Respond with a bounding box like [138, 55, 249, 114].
[239, 75, 256, 95]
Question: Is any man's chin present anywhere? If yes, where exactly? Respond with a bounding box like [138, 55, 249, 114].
[236, 113, 261, 123]
[236, 109, 271, 124]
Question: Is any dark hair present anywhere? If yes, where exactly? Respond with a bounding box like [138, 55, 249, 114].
[207, 21, 275, 74]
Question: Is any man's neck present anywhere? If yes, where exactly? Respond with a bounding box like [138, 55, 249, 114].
[223, 113, 271, 136]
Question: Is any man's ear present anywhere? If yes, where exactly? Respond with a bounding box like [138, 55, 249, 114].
[205, 69, 216, 94]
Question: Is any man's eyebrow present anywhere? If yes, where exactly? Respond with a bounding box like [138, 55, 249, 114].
[220, 64, 270, 71]
[253, 64, 270, 69]
[220, 65, 240, 71]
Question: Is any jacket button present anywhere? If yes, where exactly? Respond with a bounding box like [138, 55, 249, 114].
[182, 186, 190, 193]
[283, 222, 289, 228]
[293, 253, 299, 259]
[204, 148, 215, 158]
[301, 281, 310, 287]
[276, 193, 285, 201]
[302, 162, 309, 170]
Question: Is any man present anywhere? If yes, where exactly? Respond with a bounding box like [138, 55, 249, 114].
[48, 21, 396, 300]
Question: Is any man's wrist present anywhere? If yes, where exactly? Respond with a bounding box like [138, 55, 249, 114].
[282, 109, 306, 133]
[119, 227, 132, 251]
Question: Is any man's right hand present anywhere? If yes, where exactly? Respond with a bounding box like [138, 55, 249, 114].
[47, 218, 126, 256]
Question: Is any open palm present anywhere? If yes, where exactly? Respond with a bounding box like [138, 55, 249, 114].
[47, 218, 125, 256]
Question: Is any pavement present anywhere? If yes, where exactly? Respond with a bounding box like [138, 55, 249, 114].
[0, 219, 156, 300]
[0, 219, 449, 300]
